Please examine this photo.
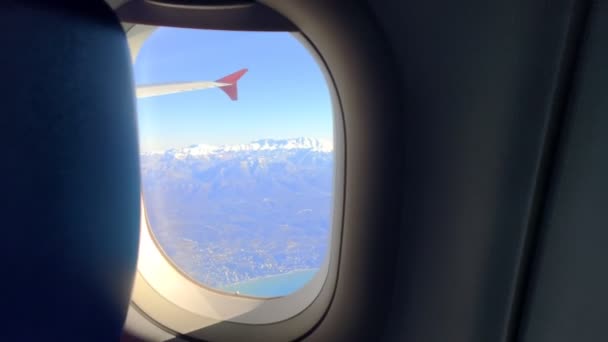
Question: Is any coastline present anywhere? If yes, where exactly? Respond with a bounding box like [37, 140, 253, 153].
[220, 268, 319, 296]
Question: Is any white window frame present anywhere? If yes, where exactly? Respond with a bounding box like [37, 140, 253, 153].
[126, 24, 345, 336]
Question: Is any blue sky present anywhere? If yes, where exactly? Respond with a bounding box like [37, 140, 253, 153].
[134, 27, 333, 152]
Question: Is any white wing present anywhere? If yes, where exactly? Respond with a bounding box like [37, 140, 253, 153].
[136, 81, 230, 99]
[135, 68, 248, 101]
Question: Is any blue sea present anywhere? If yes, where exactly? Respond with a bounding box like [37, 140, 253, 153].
[220, 269, 318, 297]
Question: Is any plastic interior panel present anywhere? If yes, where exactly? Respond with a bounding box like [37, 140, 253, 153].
[519, 1, 608, 341]
[367, 0, 586, 341]
[115, 0, 296, 31]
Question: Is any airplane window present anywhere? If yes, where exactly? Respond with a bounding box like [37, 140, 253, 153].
[134, 27, 334, 298]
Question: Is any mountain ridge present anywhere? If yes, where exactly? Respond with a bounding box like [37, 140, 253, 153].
[142, 137, 333, 158]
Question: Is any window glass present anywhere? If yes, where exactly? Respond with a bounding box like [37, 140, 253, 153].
[134, 27, 334, 298]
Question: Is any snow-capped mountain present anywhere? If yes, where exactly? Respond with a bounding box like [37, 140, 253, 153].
[139, 137, 334, 288]
[143, 137, 333, 159]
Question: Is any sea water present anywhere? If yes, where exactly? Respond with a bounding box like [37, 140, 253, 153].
[220, 269, 319, 298]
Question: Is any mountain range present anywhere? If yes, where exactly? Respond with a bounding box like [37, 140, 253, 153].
[140, 138, 334, 289]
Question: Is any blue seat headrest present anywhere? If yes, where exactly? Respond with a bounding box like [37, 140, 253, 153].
[0, 1, 140, 340]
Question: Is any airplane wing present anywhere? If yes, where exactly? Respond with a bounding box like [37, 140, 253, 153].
[136, 68, 248, 101]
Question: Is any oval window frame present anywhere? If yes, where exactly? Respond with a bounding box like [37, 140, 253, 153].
[126, 23, 346, 336]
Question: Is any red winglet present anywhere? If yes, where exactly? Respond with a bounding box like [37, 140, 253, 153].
[215, 68, 248, 101]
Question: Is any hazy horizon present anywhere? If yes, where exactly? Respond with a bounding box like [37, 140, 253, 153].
[139, 136, 333, 153]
